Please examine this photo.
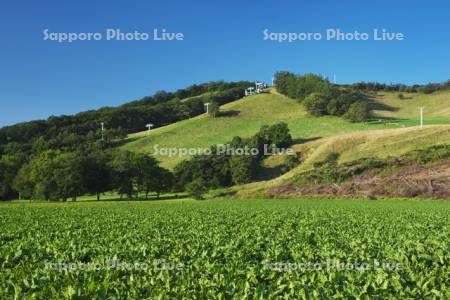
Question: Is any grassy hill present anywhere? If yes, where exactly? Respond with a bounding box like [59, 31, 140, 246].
[121, 89, 450, 169]
[232, 125, 450, 198]
[371, 90, 450, 121]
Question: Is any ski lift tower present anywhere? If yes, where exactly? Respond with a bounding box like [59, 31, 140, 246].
[419, 107, 424, 128]
[146, 123, 154, 135]
[100, 122, 104, 141]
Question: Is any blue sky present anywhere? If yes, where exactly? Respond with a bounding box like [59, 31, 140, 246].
[1, 0, 449, 126]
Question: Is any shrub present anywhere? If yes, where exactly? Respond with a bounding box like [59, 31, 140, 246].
[313, 152, 339, 169]
[327, 91, 362, 116]
[174, 123, 293, 190]
[303, 93, 329, 116]
[410, 145, 450, 164]
[274, 72, 332, 101]
[274, 71, 372, 121]
[173, 154, 232, 191]
[208, 101, 220, 118]
[185, 178, 208, 199]
[284, 154, 300, 171]
[229, 156, 259, 185]
[258, 122, 292, 148]
[418, 84, 436, 94]
[344, 101, 370, 122]
[326, 99, 341, 116]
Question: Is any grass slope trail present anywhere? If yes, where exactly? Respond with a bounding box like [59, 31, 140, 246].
[232, 125, 450, 198]
[371, 90, 450, 123]
[121, 90, 414, 168]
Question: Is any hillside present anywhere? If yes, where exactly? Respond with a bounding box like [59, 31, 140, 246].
[232, 125, 450, 198]
[372, 90, 450, 120]
[121, 89, 450, 169]
[8, 83, 450, 202]
[0, 81, 251, 150]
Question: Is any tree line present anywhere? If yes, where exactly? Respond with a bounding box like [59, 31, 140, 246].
[9, 145, 172, 201]
[1, 122, 294, 201]
[0, 81, 252, 157]
[274, 72, 370, 122]
[274, 72, 450, 122]
[174, 123, 293, 199]
[0, 81, 251, 200]
[349, 80, 450, 94]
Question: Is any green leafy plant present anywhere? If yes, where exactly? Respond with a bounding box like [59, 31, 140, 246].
[0, 199, 448, 298]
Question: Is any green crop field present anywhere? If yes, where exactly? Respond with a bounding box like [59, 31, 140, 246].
[1, 199, 448, 299]
[3, 3, 450, 300]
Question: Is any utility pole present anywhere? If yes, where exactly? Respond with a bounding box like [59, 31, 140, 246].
[204, 102, 210, 114]
[146, 123, 154, 135]
[420, 107, 424, 128]
[333, 74, 337, 84]
[100, 122, 104, 141]
[271, 76, 275, 86]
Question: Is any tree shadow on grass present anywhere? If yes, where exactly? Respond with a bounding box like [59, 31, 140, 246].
[256, 165, 286, 181]
[291, 137, 322, 144]
[113, 136, 141, 147]
[365, 116, 410, 125]
[367, 94, 399, 112]
[368, 101, 400, 112]
[219, 110, 240, 118]
[90, 193, 191, 203]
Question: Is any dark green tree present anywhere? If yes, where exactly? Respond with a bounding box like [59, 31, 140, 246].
[0, 153, 26, 200]
[28, 150, 60, 201]
[344, 101, 370, 122]
[303, 93, 329, 116]
[185, 178, 208, 200]
[284, 154, 300, 171]
[154, 167, 173, 199]
[208, 101, 220, 118]
[53, 152, 84, 201]
[81, 148, 112, 201]
[229, 155, 258, 185]
[109, 151, 139, 199]
[135, 154, 160, 199]
[266, 122, 292, 148]
[12, 163, 34, 199]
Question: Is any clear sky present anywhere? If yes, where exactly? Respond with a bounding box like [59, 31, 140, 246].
[1, 0, 449, 127]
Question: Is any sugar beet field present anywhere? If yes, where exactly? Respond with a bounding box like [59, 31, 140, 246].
[0, 199, 449, 299]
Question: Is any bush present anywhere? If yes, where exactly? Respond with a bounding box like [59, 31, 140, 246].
[258, 122, 292, 148]
[173, 153, 232, 191]
[344, 101, 370, 122]
[229, 156, 259, 185]
[418, 84, 437, 94]
[174, 123, 293, 190]
[208, 101, 220, 118]
[326, 99, 341, 116]
[327, 91, 362, 116]
[303, 93, 329, 116]
[185, 178, 208, 199]
[410, 144, 450, 164]
[274, 72, 331, 101]
[284, 154, 300, 171]
[274, 71, 372, 120]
